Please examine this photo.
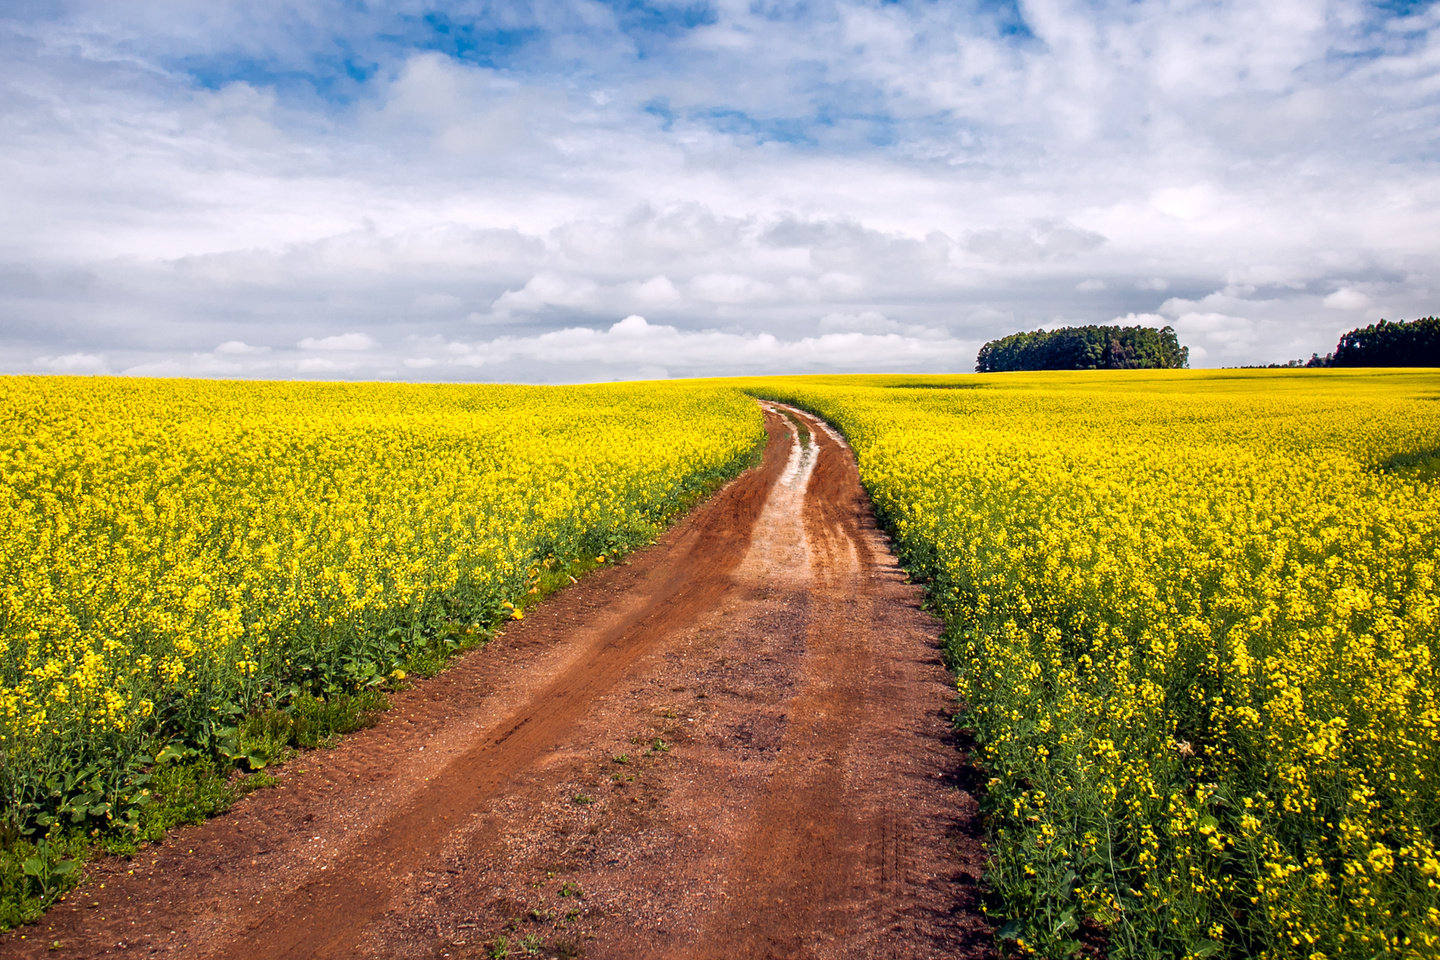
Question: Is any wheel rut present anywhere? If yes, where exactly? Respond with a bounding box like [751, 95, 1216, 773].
[4, 403, 993, 960]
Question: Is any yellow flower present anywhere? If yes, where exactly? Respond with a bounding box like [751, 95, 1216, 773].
[0, 375, 764, 838]
[743, 368, 1440, 957]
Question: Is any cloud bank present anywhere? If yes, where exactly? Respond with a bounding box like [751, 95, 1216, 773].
[2, 0, 1437, 380]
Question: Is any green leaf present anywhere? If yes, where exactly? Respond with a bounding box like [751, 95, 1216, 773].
[22, 857, 44, 878]
[154, 742, 192, 765]
[49, 860, 76, 877]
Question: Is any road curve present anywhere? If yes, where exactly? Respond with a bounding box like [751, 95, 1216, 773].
[4, 403, 992, 960]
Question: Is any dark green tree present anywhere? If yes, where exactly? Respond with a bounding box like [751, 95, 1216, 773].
[976, 324, 1189, 372]
[1329, 317, 1440, 367]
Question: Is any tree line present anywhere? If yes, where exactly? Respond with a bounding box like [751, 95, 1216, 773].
[1306, 316, 1440, 367]
[976, 324, 1189, 373]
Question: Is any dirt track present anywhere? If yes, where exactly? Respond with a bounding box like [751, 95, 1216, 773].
[3, 404, 993, 960]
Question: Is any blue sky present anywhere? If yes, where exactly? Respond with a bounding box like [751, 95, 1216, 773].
[2, 0, 1438, 380]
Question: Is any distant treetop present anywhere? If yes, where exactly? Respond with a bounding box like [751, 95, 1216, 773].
[976, 324, 1190, 373]
[1325, 317, 1440, 367]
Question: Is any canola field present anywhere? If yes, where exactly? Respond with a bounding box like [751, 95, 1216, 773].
[0, 377, 763, 846]
[5, 369, 1438, 956]
[749, 370, 1440, 960]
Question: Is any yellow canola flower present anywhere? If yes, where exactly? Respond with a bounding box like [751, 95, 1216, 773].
[744, 368, 1440, 960]
[0, 376, 763, 833]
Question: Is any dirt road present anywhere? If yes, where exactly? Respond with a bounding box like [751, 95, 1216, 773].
[4, 404, 992, 960]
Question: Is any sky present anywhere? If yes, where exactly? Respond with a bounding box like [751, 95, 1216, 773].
[1, 0, 1437, 382]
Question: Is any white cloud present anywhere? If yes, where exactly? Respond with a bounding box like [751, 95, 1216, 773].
[0, 2, 1436, 377]
[445, 315, 979, 378]
[297, 332, 379, 351]
[688, 272, 777, 304]
[1323, 287, 1371, 310]
[215, 340, 269, 355]
[122, 355, 245, 378]
[489, 273, 600, 317]
[1150, 185, 1219, 222]
[608, 314, 653, 337]
[1153, 290, 1370, 364]
[625, 275, 682, 305]
[296, 356, 346, 373]
[34, 352, 108, 374]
